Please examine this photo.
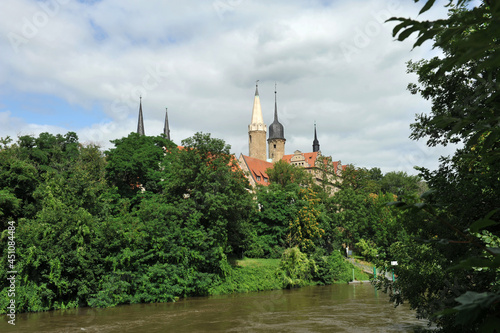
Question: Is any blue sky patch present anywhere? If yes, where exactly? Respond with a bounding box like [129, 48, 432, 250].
[89, 19, 108, 41]
[1, 93, 107, 130]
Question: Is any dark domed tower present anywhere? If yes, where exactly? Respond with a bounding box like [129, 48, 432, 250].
[268, 85, 286, 162]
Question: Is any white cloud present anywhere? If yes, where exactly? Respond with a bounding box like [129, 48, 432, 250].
[0, 0, 456, 174]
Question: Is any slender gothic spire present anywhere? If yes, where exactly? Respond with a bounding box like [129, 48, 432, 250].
[137, 96, 145, 135]
[312, 122, 320, 152]
[268, 83, 285, 140]
[163, 108, 170, 140]
[274, 83, 278, 122]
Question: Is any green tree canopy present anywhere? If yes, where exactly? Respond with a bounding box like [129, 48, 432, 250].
[382, 1, 500, 330]
[105, 133, 174, 198]
[266, 160, 314, 187]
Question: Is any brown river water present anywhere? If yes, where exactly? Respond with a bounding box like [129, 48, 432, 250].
[2, 283, 431, 333]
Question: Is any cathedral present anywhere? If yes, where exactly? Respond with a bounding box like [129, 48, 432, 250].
[238, 83, 344, 188]
[136, 96, 171, 140]
[135, 83, 344, 189]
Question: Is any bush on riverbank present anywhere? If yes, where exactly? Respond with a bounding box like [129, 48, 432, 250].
[210, 251, 365, 297]
[312, 250, 354, 284]
[0, 132, 378, 314]
[210, 258, 282, 294]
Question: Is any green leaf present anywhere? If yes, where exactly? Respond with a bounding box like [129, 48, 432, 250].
[453, 291, 500, 325]
[414, 202, 426, 209]
[397, 26, 420, 41]
[418, 0, 436, 15]
[469, 209, 500, 233]
[487, 247, 500, 255]
[479, 316, 500, 333]
[449, 256, 500, 271]
[420, 189, 435, 199]
[386, 201, 407, 208]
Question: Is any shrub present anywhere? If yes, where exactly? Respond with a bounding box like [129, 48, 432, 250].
[312, 250, 352, 284]
[278, 247, 317, 288]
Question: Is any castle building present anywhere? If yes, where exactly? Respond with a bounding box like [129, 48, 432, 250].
[133, 90, 345, 191]
[239, 82, 345, 189]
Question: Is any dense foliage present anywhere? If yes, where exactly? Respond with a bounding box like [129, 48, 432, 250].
[0, 132, 257, 312]
[379, 1, 500, 331]
[1, 131, 388, 314]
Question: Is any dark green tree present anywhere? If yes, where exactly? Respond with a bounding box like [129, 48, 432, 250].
[160, 132, 255, 271]
[267, 159, 314, 187]
[0, 134, 109, 312]
[105, 133, 174, 198]
[381, 1, 500, 330]
[380, 171, 424, 198]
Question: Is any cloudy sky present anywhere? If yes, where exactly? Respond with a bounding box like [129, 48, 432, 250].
[1, 0, 460, 174]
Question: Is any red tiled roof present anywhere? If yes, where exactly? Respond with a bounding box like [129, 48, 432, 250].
[239, 155, 273, 186]
[332, 161, 340, 175]
[240, 152, 347, 187]
[281, 151, 319, 168]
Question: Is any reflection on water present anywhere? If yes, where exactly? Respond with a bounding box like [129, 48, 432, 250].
[2, 283, 430, 333]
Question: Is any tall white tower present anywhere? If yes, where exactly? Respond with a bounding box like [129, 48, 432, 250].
[248, 81, 267, 160]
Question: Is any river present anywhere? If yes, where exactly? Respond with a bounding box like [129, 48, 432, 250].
[2, 283, 431, 332]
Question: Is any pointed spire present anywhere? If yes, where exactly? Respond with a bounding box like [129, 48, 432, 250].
[268, 82, 285, 140]
[249, 80, 265, 132]
[274, 82, 278, 122]
[137, 96, 145, 136]
[312, 122, 320, 152]
[163, 108, 170, 141]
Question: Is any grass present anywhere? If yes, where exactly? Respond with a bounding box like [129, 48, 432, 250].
[352, 265, 372, 281]
[210, 258, 283, 295]
[210, 256, 375, 297]
[234, 257, 280, 268]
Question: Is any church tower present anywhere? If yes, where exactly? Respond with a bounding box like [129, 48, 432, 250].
[137, 97, 145, 135]
[163, 108, 170, 140]
[268, 84, 286, 162]
[248, 81, 267, 160]
[312, 123, 320, 152]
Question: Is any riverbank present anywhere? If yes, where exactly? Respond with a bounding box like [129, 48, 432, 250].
[1, 283, 428, 333]
[209, 257, 371, 296]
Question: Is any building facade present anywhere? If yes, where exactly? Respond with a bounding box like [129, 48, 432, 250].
[240, 82, 345, 190]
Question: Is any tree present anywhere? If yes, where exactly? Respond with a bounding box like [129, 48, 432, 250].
[0, 132, 83, 223]
[287, 188, 325, 252]
[380, 171, 423, 198]
[0, 134, 109, 312]
[391, 1, 500, 159]
[253, 183, 300, 257]
[266, 160, 314, 187]
[161, 132, 254, 266]
[105, 133, 173, 198]
[336, 165, 382, 194]
[381, 1, 500, 330]
[278, 247, 317, 288]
